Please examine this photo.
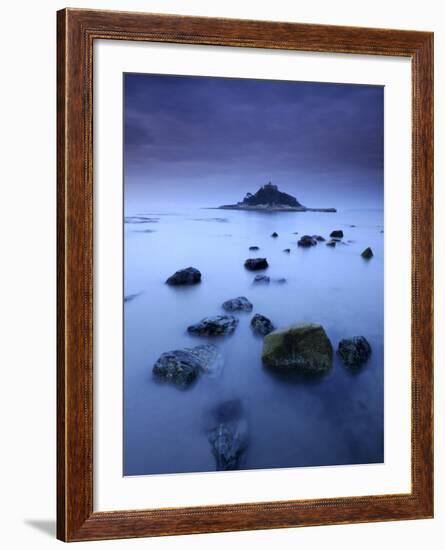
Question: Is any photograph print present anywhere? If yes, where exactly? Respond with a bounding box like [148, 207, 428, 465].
[123, 73, 384, 476]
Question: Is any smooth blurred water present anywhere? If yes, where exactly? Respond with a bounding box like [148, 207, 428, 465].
[124, 207, 384, 476]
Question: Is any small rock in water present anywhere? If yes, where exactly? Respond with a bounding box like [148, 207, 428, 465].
[326, 240, 336, 247]
[262, 323, 333, 374]
[380, 230, 384, 234]
[271, 232, 279, 238]
[350, 224, 356, 228]
[330, 230, 344, 238]
[298, 235, 317, 247]
[166, 267, 201, 285]
[124, 292, 141, 303]
[313, 235, 325, 242]
[274, 277, 287, 284]
[283, 248, 291, 253]
[208, 402, 248, 471]
[244, 258, 269, 271]
[251, 313, 275, 336]
[292, 232, 299, 235]
[337, 336, 372, 368]
[152, 344, 223, 387]
[249, 245, 260, 251]
[253, 274, 270, 284]
[222, 296, 253, 312]
[187, 315, 239, 336]
[361, 247, 374, 259]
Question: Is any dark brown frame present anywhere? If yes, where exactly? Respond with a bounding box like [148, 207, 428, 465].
[57, 8, 434, 542]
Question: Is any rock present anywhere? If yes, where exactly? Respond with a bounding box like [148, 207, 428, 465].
[208, 403, 248, 471]
[244, 258, 269, 271]
[330, 230, 344, 238]
[262, 323, 333, 374]
[249, 246, 260, 251]
[152, 344, 223, 386]
[222, 296, 253, 312]
[337, 336, 372, 368]
[298, 235, 317, 247]
[292, 232, 299, 235]
[326, 240, 336, 247]
[313, 235, 325, 242]
[350, 224, 356, 228]
[251, 314, 275, 336]
[361, 247, 374, 259]
[188, 315, 239, 336]
[380, 230, 384, 234]
[124, 292, 141, 303]
[166, 267, 201, 285]
[253, 274, 270, 284]
[274, 277, 287, 284]
[283, 248, 291, 253]
[271, 232, 279, 238]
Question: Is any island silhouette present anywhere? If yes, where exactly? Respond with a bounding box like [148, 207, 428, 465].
[219, 182, 336, 212]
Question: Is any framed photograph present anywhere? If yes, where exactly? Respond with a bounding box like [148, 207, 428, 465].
[57, 8, 434, 542]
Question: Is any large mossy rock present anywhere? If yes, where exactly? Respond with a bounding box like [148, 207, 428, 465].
[262, 323, 333, 374]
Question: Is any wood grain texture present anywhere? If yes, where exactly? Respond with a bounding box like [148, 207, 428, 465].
[57, 8, 434, 542]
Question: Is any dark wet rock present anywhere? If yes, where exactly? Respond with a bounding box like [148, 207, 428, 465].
[274, 277, 287, 284]
[262, 323, 333, 374]
[313, 235, 325, 242]
[253, 274, 270, 284]
[292, 231, 299, 235]
[244, 257, 269, 271]
[337, 336, 372, 368]
[361, 247, 374, 259]
[152, 344, 223, 387]
[330, 230, 344, 238]
[222, 296, 253, 312]
[166, 267, 201, 286]
[283, 248, 291, 253]
[326, 240, 336, 247]
[208, 403, 248, 471]
[251, 314, 275, 336]
[124, 292, 141, 303]
[298, 235, 317, 247]
[187, 315, 238, 336]
[249, 246, 260, 251]
[271, 232, 279, 238]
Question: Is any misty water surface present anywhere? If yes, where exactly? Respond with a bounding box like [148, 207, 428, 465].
[123, 207, 384, 476]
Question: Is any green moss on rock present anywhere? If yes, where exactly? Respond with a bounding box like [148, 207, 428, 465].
[262, 323, 333, 374]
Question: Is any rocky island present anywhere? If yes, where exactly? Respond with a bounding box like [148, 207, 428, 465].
[219, 182, 336, 212]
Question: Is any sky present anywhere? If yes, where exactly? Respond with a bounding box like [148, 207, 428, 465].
[124, 73, 384, 210]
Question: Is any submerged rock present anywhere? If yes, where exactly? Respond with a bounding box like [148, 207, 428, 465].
[166, 267, 201, 286]
[222, 296, 253, 312]
[251, 314, 275, 336]
[271, 232, 279, 238]
[330, 230, 344, 238]
[274, 277, 287, 284]
[313, 235, 326, 242]
[187, 315, 239, 336]
[244, 258, 269, 271]
[283, 248, 291, 253]
[253, 274, 270, 284]
[361, 247, 374, 259]
[262, 323, 333, 374]
[249, 245, 260, 251]
[298, 235, 318, 247]
[337, 336, 372, 368]
[326, 240, 336, 247]
[152, 344, 223, 387]
[124, 292, 141, 303]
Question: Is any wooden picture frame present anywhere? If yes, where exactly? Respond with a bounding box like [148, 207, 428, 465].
[57, 8, 434, 542]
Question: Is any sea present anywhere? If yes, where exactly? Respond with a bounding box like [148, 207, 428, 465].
[123, 206, 384, 476]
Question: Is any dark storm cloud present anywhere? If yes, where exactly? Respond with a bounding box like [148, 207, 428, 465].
[124, 73, 383, 206]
